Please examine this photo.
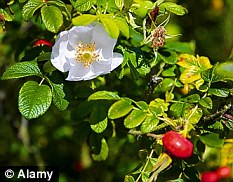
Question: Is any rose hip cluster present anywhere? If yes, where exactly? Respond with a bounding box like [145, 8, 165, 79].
[162, 131, 232, 181]
[201, 166, 232, 182]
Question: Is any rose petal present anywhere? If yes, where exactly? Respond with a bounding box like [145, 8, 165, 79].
[51, 31, 70, 72]
[66, 63, 91, 81]
[92, 23, 116, 59]
[91, 61, 111, 74]
[110, 52, 124, 71]
[68, 26, 94, 49]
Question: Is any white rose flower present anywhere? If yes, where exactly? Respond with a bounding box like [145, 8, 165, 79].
[51, 23, 123, 81]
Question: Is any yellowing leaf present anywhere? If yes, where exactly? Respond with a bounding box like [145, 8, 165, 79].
[177, 54, 212, 84]
[180, 66, 200, 84]
[197, 55, 212, 70]
[177, 54, 198, 68]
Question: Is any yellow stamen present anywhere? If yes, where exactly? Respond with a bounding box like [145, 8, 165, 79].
[75, 42, 100, 68]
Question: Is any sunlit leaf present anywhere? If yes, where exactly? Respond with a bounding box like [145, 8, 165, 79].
[149, 98, 169, 113]
[22, 0, 44, 21]
[88, 91, 120, 101]
[72, 14, 97, 26]
[100, 17, 120, 38]
[41, 5, 63, 33]
[199, 97, 212, 109]
[115, 0, 124, 10]
[124, 110, 147, 129]
[108, 98, 133, 119]
[183, 94, 200, 103]
[1, 60, 42, 80]
[92, 138, 109, 161]
[75, 0, 93, 11]
[112, 17, 129, 38]
[49, 82, 69, 111]
[184, 107, 202, 131]
[124, 175, 135, 182]
[140, 116, 159, 134]
[159, 2, 188, 16]
[90, 106, 108, 133]
[208, 88, 229, 97]
[18, 81, 52, 119]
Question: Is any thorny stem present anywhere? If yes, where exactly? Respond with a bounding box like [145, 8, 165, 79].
[128, 130, 163, 139]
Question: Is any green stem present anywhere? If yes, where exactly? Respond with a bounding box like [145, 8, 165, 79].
[136, 150, 155, 182]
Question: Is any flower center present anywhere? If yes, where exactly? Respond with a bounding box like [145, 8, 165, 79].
[75, 42, 100, 68]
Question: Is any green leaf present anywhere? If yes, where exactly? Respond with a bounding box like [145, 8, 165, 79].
[75, 0, 93, 11]
[185, 107, 203, 125]
[19, 0, 28, 3]
[124, 175, 135, 182]
[208, 88, 229, 97]
[49, 82, 69, 111]
[214, 62, 233, 81]
[22, 0, 44, 21]
[199, 97, 213, 109]
[0, 8, 14, 21]
[170, 102, 186, 118]
[199, 133, 224, 148]
[100, 17, 120, 38]
[88, 91, 120, 101]
[158, 50, 178, 64]
[162, 65, 176, 77]
[72, 14, 97, 26]
[164, 41, 195, 54]
[124, 110, 147, 129]
[47, 0, 71, 20]
[159, 2, 188, 16]
[183, 94, 200, 103]
[140, 116, 159, 134]
[92, 138, 109, 161]
[72, 101, 95, 119]
[43, 61, 57, 73]
[41, 5, 63, 33]
[37, 52, 51, 62]
[135, 101, 149, 111]
[18, 81, 52, 119]
[112, 17, 129, 38]
[90, 106, 108, 133]
[108, 99, 133, 119]
[1, 60, 42, 80]
[115, 0, 124, 10]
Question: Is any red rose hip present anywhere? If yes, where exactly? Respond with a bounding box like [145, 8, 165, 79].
[201, 171, 219, 182]
[33, 39, 53, 47]
[162, 130, 193, 159]
[216, 166, 231, 179]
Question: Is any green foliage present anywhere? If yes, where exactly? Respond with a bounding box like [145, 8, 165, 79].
[159, 2, 188, 16]
[41, 6, 63, 33]
[18, 81, 52, 119]
[72, 14, 97, 26]
[1, 60, 42, 79]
